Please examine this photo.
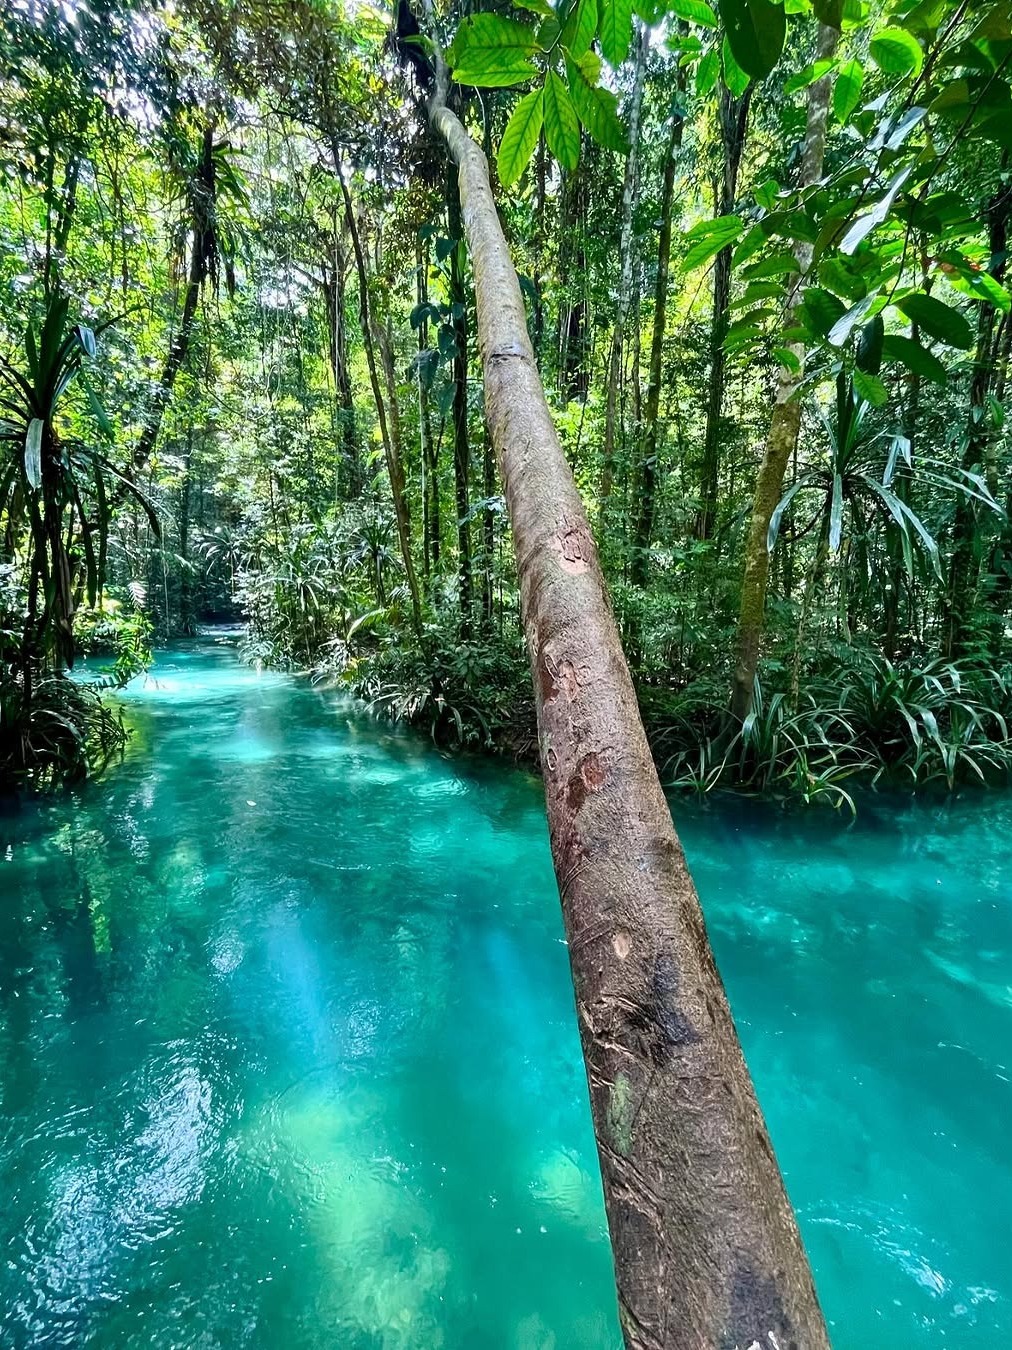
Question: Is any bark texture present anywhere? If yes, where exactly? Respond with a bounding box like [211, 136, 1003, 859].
[333, 155, 423, 636]
[601, 26, 647, 506]
[428, 67, 828, 1350]
[696, 86, 751, 542]
[630, 110, 682, 588]
[134, 127, 215, 474]
[730, 26, 837, 722]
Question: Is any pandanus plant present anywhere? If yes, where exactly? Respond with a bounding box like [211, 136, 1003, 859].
[0, 294, 157, 674]
[770, 372, 1000, 697]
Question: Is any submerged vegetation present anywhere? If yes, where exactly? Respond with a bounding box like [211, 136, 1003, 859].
[2, 0, 1012, 801]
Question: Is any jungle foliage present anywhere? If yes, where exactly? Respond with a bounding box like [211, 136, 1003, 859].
[1, 0, 1011, 801]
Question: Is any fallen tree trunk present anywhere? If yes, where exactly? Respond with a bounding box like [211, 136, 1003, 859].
[426, 52, 829, 1350]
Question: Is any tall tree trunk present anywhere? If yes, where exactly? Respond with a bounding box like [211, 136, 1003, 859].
[534, 132, 547, 360]
[730, 26, 837, 722]
[630, 110, 682, 588]
[415, 238, 440, 579]
[324, 214, 359, 495]
[944, 179, 1010, 657]
[601, 26, 648, 507]
[696, 84, 752, 542]
[558, 154, 590, 401]
[179, 424, 194, 635]
[332, 153, 423, 637]
[448, 170, 473, 631]
[481, 427, 495, 626]
[134, 126, 214, 474]
[427, 52, 828, 1350]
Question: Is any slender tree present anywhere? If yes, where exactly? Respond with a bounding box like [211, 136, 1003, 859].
[425, 32, 828, 1349]
[730, 25, 838, 721]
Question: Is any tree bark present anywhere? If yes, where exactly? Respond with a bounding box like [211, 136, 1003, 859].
[630, 110, 682, 588]
[134, 126, 215, 474]
[427, 56, 828, 1350]
[415, 238, 440, 579]
[944, 179, 1010, 657]
[333, 154, 424, 637]
[696, 85, 752, 542]
[601, 26, 648, 508]
[323, 213, 360, 495]
[730, 26, 837, 722]
[448, 169, 473, 631]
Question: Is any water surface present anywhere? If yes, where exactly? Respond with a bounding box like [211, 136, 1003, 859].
[1, 639, 1009, 1346]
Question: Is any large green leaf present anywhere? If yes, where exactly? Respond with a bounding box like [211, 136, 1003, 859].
[566, 53, 627, 150]
[785, 58, 837, 93]
[853, 367, 888, 406]
[668, 0, 718, 22]
[870, 26, 923, 77]
[722, 37, 751, 95]
[896, 293, 974, 349]
[718, 0, 786, 79]
[696, 47, 719, 93]
[600, 0, 633, 65]
[561, 0, 598, 56]
[881, 334, 949, 383]
[802, 286, 847, 337]
[24, 418, 43, 490]
[682, 213, 744, 270]
[497, 87, 544, 187]
[450, 14, 541, 87]
[813, 0, 843, 27]
[543, 70, 581, 170]
[833, 58, 863, 121]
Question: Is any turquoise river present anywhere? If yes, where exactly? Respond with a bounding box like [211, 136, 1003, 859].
[1, 638, 1009, 1347]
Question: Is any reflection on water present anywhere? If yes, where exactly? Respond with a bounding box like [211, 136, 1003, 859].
[2, 638, 1011, 1346]
[0, 641, 619, 1349]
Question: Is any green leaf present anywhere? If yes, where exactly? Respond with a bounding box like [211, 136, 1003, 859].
[566, 53, 627, 150]
[812, 0, 843, 26]
[682, 213, 744, 270]
[802, 286, 847, 337]
[881, 334, 948, 384]
[718, 0, 786, 80]
[833, 58, 863, 121]
[599, 0, 633, 64]
[409, 301, 441, 329]
[696, 47, 719, 94]
[75, 324, 97, 358]
[839, 164, 913, 254]
[450, 14, 541, 87]
[81, 374, 114, 437]
[742, 250, 799, 279]
[870, 26, 923, 78]
[857, 314, 884, 373]
[543, 71, 581, 170]
[853, 367, 888, 406]
[668, 0, 718, 22]
[24, 418, 42, 490]
[896, 293, 974, 349]
[946, 267, 1012, 314]
[827, 293, 880, 347]
[561, 0, 598, 56]
[513, 0, 555, 14]
[497, 87, 544, 187]
[722, 36, 751, 95]
[785, 58, 836, 93]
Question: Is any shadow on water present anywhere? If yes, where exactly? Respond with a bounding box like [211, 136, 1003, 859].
[1, 636, 1010, 1346]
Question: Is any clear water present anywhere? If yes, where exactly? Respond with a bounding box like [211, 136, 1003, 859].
[0, 640, 1008, 1348]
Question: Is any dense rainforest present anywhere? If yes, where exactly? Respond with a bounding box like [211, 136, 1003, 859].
[3, 0, 1012, 1341]
[2, 0, 1011, 811]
